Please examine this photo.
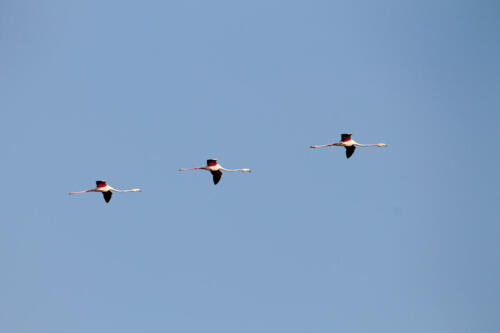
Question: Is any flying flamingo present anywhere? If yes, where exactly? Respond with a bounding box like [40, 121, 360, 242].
[69, 180, 141, 203]
[179, 159, 251, 185]
[310, 133, 387, 158]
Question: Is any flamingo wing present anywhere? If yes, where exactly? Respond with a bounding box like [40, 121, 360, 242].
[102, 191, 112, 203]
[207, 159, 218, 166]
[341, 133, 352, 141]
[345, 146, 355, 158]
[211, 170, 222, 185]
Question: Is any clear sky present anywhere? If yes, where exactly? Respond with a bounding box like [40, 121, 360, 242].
[1, 1, 499, 332]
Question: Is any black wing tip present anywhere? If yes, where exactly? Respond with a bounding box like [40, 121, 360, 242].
[345, 146, 355, 158]
[103, 191, 112, 203]
[211, 170, 222, 185]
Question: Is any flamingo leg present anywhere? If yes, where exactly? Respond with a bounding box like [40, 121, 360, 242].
[178, 167, 204, 171]
[310, 143, 340, 148]
[68, 189, 95, 195]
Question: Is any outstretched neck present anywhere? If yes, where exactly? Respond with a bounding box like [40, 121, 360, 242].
[220, 167, 251, 172]
[110, 187, 141, 192]
[353, 141, 387, 147]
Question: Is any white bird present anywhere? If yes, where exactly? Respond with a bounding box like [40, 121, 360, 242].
[69, 180, 141, 203]
[310, 133, 387, 158]
[179, 158, 251, 185]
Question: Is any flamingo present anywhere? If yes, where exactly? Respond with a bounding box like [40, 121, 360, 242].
[69, 180, 141, 203]
[310, 133, 387, 158]
[179, 159, 251, 185]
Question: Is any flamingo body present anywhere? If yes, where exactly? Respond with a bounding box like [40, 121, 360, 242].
[94, 180, 113, 202]
[205, 160, 224, 184]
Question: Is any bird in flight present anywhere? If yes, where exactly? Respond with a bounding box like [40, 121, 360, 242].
[310, 133, 387, 158]
[179, 158, 251, 185]
[69, 180, 141, 203]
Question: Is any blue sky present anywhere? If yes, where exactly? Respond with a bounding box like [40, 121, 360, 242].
[1, 1, 499, 332]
